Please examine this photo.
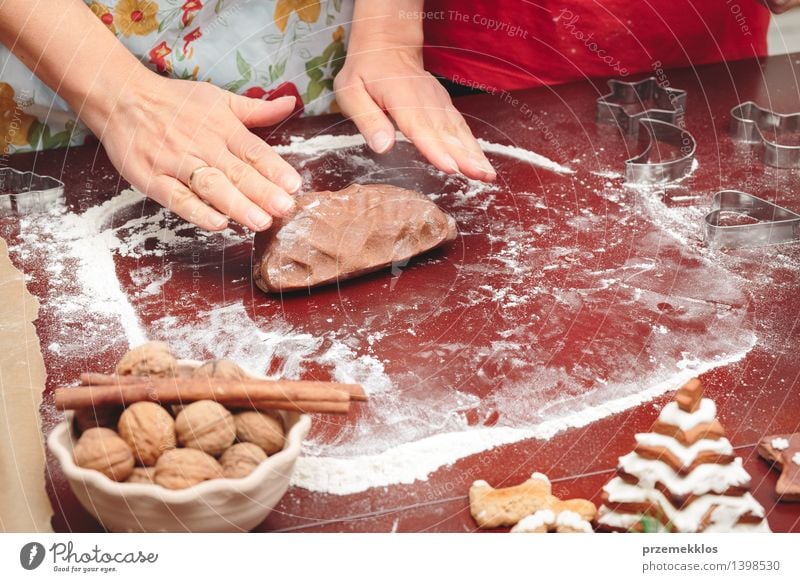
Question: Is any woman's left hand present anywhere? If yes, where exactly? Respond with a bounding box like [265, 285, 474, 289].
[334, 44, 496, 182]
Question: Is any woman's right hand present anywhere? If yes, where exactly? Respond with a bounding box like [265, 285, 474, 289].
[89, 71, 302, 231]
[762, 0, 800, 13]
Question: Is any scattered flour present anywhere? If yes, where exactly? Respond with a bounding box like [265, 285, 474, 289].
[274, 133, 574, 175]
[14, 190, 149, 348]
[292, 343, 753, 494]
[5, 133, 763, 497]
[476, 138, 574, 174]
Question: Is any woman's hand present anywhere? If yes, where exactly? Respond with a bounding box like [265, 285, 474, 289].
[335, 43, 496, 182]
[0, 0, 302, 231]
[762, 0, 800, 13]
[90, 71, 302, 231]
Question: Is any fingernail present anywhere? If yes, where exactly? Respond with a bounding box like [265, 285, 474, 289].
[284, 174, 302, 193]
[274, 195, 296, 215]
[209, 213, 228, 228]
[475, 157, 495, 174]
[474, 157, 496, 178]
[369, 130, 393, 154]
[441, 154, 459, 173]
[248, 209, 272, 230]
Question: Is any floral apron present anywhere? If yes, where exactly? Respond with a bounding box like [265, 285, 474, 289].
[0, 0, 351, 154]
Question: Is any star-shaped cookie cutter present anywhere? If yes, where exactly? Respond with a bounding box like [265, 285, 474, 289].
[703, 190, 800, 249]
[0, 167, 65, 216]
[596, 77, 687, 136]
[730, 101, 800, 168]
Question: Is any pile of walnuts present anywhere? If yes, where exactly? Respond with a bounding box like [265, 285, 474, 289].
[71, 342, 286, 490]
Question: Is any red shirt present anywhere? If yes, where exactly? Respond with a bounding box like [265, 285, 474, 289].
[423, 1, 770, 91]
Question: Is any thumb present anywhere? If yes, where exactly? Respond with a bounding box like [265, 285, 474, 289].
[228, 94, 297, 128]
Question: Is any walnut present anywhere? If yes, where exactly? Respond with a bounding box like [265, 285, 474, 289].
[192, 359, 247, 380]
[126, 467, 157, 484]
[234, 411, 285, 455]
[117, 402, 176, 466]
[154, 448, 223, 490]
[175, 400, 236, 456]
[73, 405, 123, 435]
[116, 341, 177, 378]
[73, 427, 135, 482]
[220, 442, 268, 479]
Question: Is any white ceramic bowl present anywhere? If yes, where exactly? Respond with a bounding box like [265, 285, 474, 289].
[47, 361, 312, 532]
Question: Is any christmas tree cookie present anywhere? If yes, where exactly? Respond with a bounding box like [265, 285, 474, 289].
[597, 379, 770, 532]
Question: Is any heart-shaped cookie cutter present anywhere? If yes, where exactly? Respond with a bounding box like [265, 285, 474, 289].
[596, 77, 687, 136]
[703, 190, 800, 249]
[624, 119, 696, 185]
[730, 102, 800, 168]
[0, 167, 65, 216]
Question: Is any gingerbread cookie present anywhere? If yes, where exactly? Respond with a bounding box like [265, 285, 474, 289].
[597, 378, 770, 532]
[757, 433, 800, 502]
[469, 472, 596, 530]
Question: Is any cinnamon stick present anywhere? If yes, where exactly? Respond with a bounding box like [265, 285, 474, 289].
[79, 372, 368, 401]
[226, 399, 350, 415]
[55, 378, 358, 410]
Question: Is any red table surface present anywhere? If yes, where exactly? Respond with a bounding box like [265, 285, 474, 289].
[3, 52, 800, 533]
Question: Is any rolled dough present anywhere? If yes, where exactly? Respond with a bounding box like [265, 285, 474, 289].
[253, 183, 457, 293]
[0, 237, 53, 532]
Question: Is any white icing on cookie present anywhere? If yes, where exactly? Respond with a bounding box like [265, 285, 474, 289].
[600, 477, 769, 532]
[530, 472, 550, 483]
[472, 480, 490, 489]
[617, 452, 751, 496]
[772, 438, 790, 451]
[703, 521, 771, 533]
[635, 432, 733, 467]
[595, 508, 641, 530]
[511, 509, 555, 533]
[792, 452, 800, 466]
[658, 398, 716, 431]
[555, 510, 593, 533]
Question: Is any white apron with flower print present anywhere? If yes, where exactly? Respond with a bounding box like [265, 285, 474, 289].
[0, 0, 351, 153]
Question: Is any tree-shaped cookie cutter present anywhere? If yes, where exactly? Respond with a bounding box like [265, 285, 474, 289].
[730, 102, 800, 168]
[703, 190, 800, 249]
[596, 77, 687, 136]
[624, 119, 696, 185]
[0, 167, 65, 216]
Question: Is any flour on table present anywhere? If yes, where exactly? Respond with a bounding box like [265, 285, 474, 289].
[13, 190, 148, 348]
[4, 134, 764, 497]
[274, 133, 574, 175]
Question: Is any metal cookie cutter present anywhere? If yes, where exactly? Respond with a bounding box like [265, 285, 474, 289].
[624, 118, 697, 185]
[703, 190, 800, 249]
[0, 167, 65, 216]
[596, 77, 687, 136]
[730, 102, 800, 168]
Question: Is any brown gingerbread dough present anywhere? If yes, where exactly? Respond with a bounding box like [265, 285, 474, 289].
[253, 183, 457, 293]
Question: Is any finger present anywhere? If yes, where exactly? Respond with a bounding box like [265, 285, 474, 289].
[227, 94, 297, 128]
[442, 107, 496, 181]
[184, 161, 274, 231]
[147, 175, 229, 231]
[227, 129, 302, 194]
[216, 150, 296, 217]
[391, 105, 460, 174]
[336, 78, 396, 153]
